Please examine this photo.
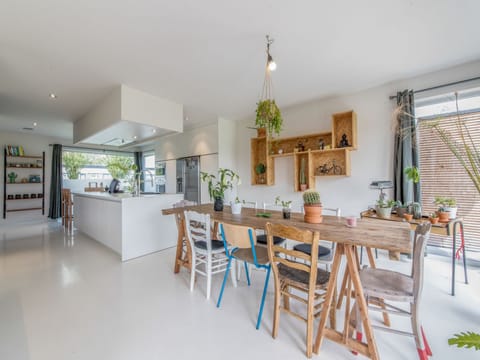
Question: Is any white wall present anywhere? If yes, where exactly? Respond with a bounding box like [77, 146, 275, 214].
[0, 131, 70, 222]
[235, 60, 480, 216]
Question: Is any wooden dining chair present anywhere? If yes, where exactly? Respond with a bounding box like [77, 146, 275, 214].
[184, 210, 230, 300]
[266, 222, 336, 358]
[61, 188, 73, 230]
[353, 222, 432, 360]
[216, 222, 271, 330]
[172, 200, 197, 274]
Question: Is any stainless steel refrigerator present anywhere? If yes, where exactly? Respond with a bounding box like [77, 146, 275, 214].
[176, 156, 200, 204]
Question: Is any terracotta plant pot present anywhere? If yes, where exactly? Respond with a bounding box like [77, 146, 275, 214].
[300, 184, 307, 191]
[257, 127, 266, 137]
[437, 211, 450, 222]
[304, 204, 323, 224]
[429, 217, 439, 224]
[403, 213, 413, 221]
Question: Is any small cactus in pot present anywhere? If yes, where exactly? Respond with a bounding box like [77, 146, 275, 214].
[303, 189, 323, 223]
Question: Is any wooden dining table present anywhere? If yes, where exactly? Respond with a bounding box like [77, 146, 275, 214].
[162, 204, 411, 359]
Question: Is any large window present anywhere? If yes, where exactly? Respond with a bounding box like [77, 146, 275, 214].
[62, 148, 134, 191]
[416, 89, 480, 252]
[143, 152, 155, 192]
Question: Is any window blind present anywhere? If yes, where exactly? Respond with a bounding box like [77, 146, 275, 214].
[418, 111, 480, 252]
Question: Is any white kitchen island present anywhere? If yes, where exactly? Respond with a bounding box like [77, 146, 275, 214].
[73, 192, 183, 261]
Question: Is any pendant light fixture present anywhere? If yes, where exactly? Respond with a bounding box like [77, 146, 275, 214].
[266, 35, 277, 71]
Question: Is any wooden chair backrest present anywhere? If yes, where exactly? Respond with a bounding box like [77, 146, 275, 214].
[412, 222, 431, 300]
[173, 200, 197, 227]
[220, 223, 256, 249]
[266, 222, 320, 284]
[184, 210, 211, 251]
[61, 188, 72, 204]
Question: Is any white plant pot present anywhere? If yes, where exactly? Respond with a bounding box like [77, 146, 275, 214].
[445, 207, 457, 219]
[231, 202, 242, 215]
[376, 206, 392, 219]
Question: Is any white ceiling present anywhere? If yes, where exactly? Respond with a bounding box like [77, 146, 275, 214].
[1, 0, 480, 141]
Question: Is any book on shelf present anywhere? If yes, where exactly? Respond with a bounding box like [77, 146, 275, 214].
[5, 145, 25, 156]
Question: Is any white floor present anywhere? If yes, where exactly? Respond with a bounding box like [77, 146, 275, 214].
[0, 219, 479, 360]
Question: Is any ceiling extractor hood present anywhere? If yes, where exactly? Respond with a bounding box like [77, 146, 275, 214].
[74, 85, 183, 148]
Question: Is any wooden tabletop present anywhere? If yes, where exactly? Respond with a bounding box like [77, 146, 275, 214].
[162, 204, 412, 253]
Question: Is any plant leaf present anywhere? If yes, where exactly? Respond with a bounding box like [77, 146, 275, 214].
[448, 331, 480, 350]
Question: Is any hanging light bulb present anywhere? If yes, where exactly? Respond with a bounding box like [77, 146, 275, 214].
[266, 35, 277, 71]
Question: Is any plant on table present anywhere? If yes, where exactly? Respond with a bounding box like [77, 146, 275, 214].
[434, 196, 457, 221]
[376, 199, 396, 219]
[275, 196, 292, 219]
[201, 168, 240, 211]
[230, 196, 243, 215]
[303, 189, 322, 223]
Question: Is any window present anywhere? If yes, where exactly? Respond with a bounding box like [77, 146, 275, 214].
[416, 89, 480, 252]
[143, 152, 155, 192]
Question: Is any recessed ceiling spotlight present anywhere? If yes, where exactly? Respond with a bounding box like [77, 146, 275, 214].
[49, 93, 57, 99]
[185, 116, 189, 121]
[152, 129, 156, 133]
[33, 122, 37, 127]
[133, 135, 137, 140]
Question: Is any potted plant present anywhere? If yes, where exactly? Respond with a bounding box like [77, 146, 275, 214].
[200, 168, 240, 211]
[275, 196, 292, 219]
[444, 198, 458, 219]
[255, 99, 283, 138]
[376, 199, 396, 219]
[434, 196, 456, 222]
[394, 200, 408, 217]
[429, 212, 439, 224]
[255, 163, 266, 184]
[299, 157, 307, 191]
[303, 190, 322, 223]
[231, 197, 242, 215]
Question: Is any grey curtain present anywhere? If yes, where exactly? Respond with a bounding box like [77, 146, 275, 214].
[48, 144, 62, 219]
[394, 90, 421, 204]
[134, 151, 144, 191]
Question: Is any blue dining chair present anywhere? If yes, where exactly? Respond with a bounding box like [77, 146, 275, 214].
[216, 222, 271, 330]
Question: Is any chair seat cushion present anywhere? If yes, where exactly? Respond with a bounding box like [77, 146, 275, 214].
[195, 240, 224, 251]
[256, 234, 285, 245]
[360, 267, 414, 302]
[278, 263, 330, 287]
[293, 243, 331, 257]
[233, 246, 269, 265]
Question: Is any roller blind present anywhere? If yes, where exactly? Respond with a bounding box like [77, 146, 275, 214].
[418, 111, 480, 252]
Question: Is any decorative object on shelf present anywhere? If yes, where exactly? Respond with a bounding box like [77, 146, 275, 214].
[299, 157, 307, 191]
[278, 149, 283, 154]
[275, 196, 292, 219]
[23, 194, 29, 199]
[317, 160, 341, 175]
[7, 172, 17, 183]
[376, 199, 396, 219]
[31, 193, 37, 198]
[230, 197, 242, 215]
[29, 175, 41, 183]
[37, 193, 43, 198]
[255, 163, 266, 184]
[318, 138, 325, 150]
[254, 35, 283, 139]
[338, 133, 350, 148]
[297, 140, 305, 152]
[21, 178, 28, 183]
[7, 195, 13, 200]
[15, 194, 21, 199]
[303, 189, 323, 223]
[5, 145, 25, 156]
[200, 168, 240, 212]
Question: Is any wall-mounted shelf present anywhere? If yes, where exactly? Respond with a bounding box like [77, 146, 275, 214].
[251, 110, 357, 191]
[3, 149, 45, 218]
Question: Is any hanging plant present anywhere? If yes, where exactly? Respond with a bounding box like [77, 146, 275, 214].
[255, 99, 283, 138]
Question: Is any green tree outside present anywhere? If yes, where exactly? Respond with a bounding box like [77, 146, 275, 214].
[104, 156, 136, 180]
[63, 152, 89, 179]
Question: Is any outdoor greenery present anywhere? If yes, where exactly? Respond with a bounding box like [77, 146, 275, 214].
[63, 152, 89, 179]
[200, 168, 240, 200]
[104, 156, 136, 180]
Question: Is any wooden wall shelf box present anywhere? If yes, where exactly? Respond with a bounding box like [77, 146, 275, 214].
[250, 110, 357, 191]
